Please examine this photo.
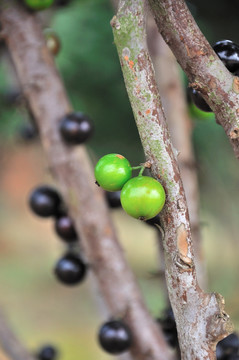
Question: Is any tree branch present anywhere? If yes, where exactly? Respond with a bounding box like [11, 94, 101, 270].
[111, 0, 232, 358]
[146, 22, 207, 289]
[0, 308, 35, 360]
[0, 2, 172, 360]
[148, 0, 239, 160]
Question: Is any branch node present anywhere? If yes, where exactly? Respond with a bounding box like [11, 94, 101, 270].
[110, 15, 121, 30]
[229, 127, 239, 140]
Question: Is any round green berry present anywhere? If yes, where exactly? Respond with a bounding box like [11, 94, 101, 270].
[120, 176, 165, 220]
[94, 154, 132, 192]
[23, 0, 54, 10]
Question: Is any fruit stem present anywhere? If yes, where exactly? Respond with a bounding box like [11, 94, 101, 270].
[138, 166, 145, 176]
[131, 166, 142, 170]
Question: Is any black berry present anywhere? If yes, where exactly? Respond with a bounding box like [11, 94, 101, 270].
[217, 333, 239, 359]
[105, 191, 121, 208]
[54, 215, 78, 242]
[189, 88, 212, 112]
[36, 345, 58, 360]
[98, 320, 132, 354]
[157, 307, 178, 348]
[18, 123, 38, 142]
[59, 112, 94, 145]
[213, 40, 239, 72]
[54, 252, 87, 285]
[29, 186, 62, 218]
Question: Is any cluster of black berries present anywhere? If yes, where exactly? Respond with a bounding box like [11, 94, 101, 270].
[29, 185, 87, 286]
[157, 307, 179, 350]
[216, 333, 239, 360]
[190, 40, 239, 112]
[36, 345, 58, 360]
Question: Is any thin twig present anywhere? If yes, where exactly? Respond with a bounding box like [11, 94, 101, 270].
[111, 0, 232, 358]
[0, 308, 35, 360]
[0, 2, 173, 360]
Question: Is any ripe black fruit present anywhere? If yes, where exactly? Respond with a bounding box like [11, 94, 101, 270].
[216, 333, 239, 359]
[157, 308, 178, 348]
[105, 191, 121, 208]
[213, 40, 239, 72]
[29, 186, 62, 218]
[98, 320, 132, 354]
[36, 345, 58, 360]
[54, 252, 87, 285]
[55, 215, 77, 242]
[19, 123, 38, 142]
[59, 112, 94, 145]
[189, 88, 212, 112]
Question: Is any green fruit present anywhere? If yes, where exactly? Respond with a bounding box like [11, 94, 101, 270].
[24, 0, 54, 10]
[94, 154, 132, 192]
[120, 176, 165, 220]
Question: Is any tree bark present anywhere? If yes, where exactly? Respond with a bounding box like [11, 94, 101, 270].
[146, 21, 206, 290]
[0, 309, 35, 360]
[111, 0, 232, 358]
[148, 0, 239, 160]
[0, 2, 172, 360]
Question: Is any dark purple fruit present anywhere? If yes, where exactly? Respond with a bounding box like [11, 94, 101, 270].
[105, 191, 121, 208]
[54, 252, 87, 285]
[190, 88, 212, 112]
[55, 215, 77, 242]
[98, 320, 132, 354]
[19, 123, 38, 142]
[29, 186, 62, 218]
[157, 307, 178, 348]
[217, 333, 239, 358]
[59, 112, 94, 145]
[213, 40, 239, 72]
[36, 345, 58, 360]
[3, 89, 22, 107]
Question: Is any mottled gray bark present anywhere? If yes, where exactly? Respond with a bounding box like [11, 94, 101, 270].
[146, 21, 207, 290]
[148, 0, 239, 160]
[111, 1, 232, 359]
[0, 1, 172, 360]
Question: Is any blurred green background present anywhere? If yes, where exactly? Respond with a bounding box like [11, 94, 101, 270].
[1, 0, 239, 359]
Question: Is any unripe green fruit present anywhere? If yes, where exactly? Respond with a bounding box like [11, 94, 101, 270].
[120, 176, 165, 220]
[94, 154, 132, 192]
[23, 0, 54, 10]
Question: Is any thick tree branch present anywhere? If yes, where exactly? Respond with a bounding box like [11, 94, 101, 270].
[0, 2, 173, 360]
[111, 0, 232, 359]
[0, 309, 35, 360]
[148, 0, 239, 160]
[146, 23, 207, 289]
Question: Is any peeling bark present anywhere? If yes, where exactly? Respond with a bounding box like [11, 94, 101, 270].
[148, 0, 239, 160]
[112, 1, 232, 359]
[0, 2, 173, 360]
